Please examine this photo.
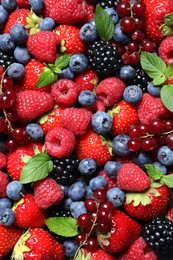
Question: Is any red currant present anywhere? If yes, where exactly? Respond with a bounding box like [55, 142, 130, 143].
[77, 213, 92, 229]
[97, 208, 112, 224]
[97, 222, 111, 233]
[166, 133, 173, 149]
[0, 118, 6, 132]
[149, 119, 164, 135]
[131, 30, 145, 42]
[128, 138, 141, 152]
[94, 188, 107, 202]
[120, 17, 136, 33]
[141, 137, 158, 151]
[85, 237, 99, 251]
[85, 198, 97, 212]
[126, 41, 140, 53]
[132, 1, 146, 18]
[141, 39, 155, 52]
[163, 120, 173, 132]
[75, 232, 86, 245]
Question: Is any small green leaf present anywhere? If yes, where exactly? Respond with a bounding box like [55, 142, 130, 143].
[53, 67, 62, 74]
[54, 54, 72, 70]
[22, 156, 32, 164]
[95, 5, 114, 41]
[20, 153, 53, 184]
[161, 174, 173, 188]
[140, 51, 166, 82]
[45, 217, 79, 237]
[35, 70, 56, 88]
[160, 84, 173, 112]
[152, 75, 166, 86]
[165, 64, 173, 78]
[145, 164, 163, 181]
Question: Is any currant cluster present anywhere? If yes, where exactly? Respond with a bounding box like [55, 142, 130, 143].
[117, 1, 155, 65]
[128, 119, 173, 152]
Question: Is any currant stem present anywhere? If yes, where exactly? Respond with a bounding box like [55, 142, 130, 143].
[3, 109, 13, 131]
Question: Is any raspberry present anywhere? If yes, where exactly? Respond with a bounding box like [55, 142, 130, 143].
[158, 36, 173, 65]
[51, 79, 78, 107]
[45, 127, 76, 158]
[0, 171, 9, 198]
[0, 152, 7, 169]
[34, 177, 64, 209]
[96, 77, 126, 107]
[60, 107, 92, 136]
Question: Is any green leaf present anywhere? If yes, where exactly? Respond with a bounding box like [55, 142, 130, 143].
[152, 75, 166, 86]
[22, 156, 32, 164]
[145, 164, 163, 181]
[160, 84, 173, 112]
[53, 67, 62, 74]
[54, 54, 72, 70]
[20, 153, 53, 184]
[161, 174, 173, 188]
[35, 69, 56, 88]
[140, 51, 166, 82]
[45, 217, 79, 237]
[94, 5, 114, 41]
[165, 64, 173, 78]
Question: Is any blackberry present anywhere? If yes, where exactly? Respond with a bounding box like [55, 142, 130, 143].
[47, 205, 72, 218]
[143, 217, 173, 253]
[50, 155, 80, 186]
[98, 0, 121, 9]
[0, 50, 16, 70]
[88, 40, 122, 78]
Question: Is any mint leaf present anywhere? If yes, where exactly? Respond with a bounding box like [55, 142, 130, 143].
[54, 54, 72, 70]
[140, 51, 166, 82]
[45, 217, 78, 237]
[152, 75, 166, 86]
[165, 64, 173, 78]
[160, 84, 173, 112]
[95, 5, 114, 41]
[161, 174, 173, 188]
[20, 153, 53, 184]
[35, 70, 56, 88]
[145, 164, 163, 181]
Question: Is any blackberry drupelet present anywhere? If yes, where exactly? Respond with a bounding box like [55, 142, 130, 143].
[98, 0, 121, 9]
[0, 50, 16, 70]
[50, 155, 80, 186]
[88, 40, 122, 78]
[47, 205, 72, 218]
[143, 217, 173, 253]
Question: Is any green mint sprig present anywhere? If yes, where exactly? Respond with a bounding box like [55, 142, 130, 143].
[140, 51, 173, 112]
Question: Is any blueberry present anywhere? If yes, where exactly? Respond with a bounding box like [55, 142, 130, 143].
[78, 90, 96, 107]
[153, 161, 167, 175]
[123, 85, 143, 104]
[69, 54, 88, 73]
[68, 182, 86, 201]
[157, 146, 173, 166]
[78, 158, 97, 175]
[91, 111, 113, 135]
[63, 240, 78, 258]
[133, 150, 152, 169]
[105, 8, 119, 24]
[7, 63, 25, 80]
[61, 185, 69, 197]
[14, 47, 31, 65]
[89, 18, 95, 26]
[119, 65, 136, 80]
[0, 198, 12, 209]
[63, 198, 73, 210]
[60, 67, 75, 80]
[113, 23, 130, 45]
[112, 134, 131, 156]
[39, 17, 55, 31]
[1, 0, 17, 12]
[147, 82, 161, 97]
[10, 24, 28, 45]
[104, 161, 122, 177]
[89, 176, 107, 191]
[0, 5, 9, 25]
[85, 186, 94, 199]
[0, 208, 15, 226]
[107, 187, 125, 208]
[79, 22, 98, 43]
[25, 123, 44, 141]
[0, 34, 15, 53]
[70, 201, 87, 219]
[29, 0, 44, 14]
[6, 181, 24, 201]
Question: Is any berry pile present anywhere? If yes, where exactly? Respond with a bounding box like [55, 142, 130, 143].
[1, 0, 173, 259]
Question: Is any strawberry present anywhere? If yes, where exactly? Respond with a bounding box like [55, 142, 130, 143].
[12, 228, 64, 260]
[144, 0, 173, 43]
[38, 106, 64, 134]
[0, 170, 9, 198]
[34, 177, 64, 209]
[76, 130, 112, 166]
[158, 36, 173, 65]
[82, 248, 116, 260]
[118, 237, 157, 260]
[14, 90, 54, 122]
[14, 59, 52, 93]
[124, 184, 169, 221]
[7, 142, 43, 180]
[60, 107, 92, 136]
[0, 224, 23, 259]
[47, 0, 88, 24]
[74, 69, 98, 93]
[0, 152, 7, 169]
[117, 163, 150, 192]
[56, 24, 87, 54]
[13, 193, 47, 229]
[27, 31, 60, 63]
[137, 93, 172, 125]
[167, 208, 173, 221]
[97, 210, 142, 254]
[110, 100, 139, 136]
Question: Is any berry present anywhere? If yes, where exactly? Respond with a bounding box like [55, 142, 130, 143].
[39, 17, 55, 31]
[79, 22, 98, 43]
[0, 198, 12, 209]
[107, 187, 125, 207]
[68, 181, 86, 201]
[0, 152, 6, 169]
[113, 23, 131, 45]
[0, 34, 15, 53]
[89, 176, 107, 191]
[7, 63, 25, 80]
[112, 134, 131, 156]
[70, 201, 87, 219]
[0, 208, 15, 226]
[84, 198, 97, 212]
[123, 85, 143, 104]
[157, 145, 173, 166]
[0, 171, 9, 198]
[104, 161, 122, 177]
[77, 213, 92, 229]
[13, 46, 31, 65]
[119, 65, 136, 81]
[6, 180, 24, 201]
[25, 123, 44, 141]
[29, 0, 44, 14]
[63, 240, 78, 258]
[91, 111, 112, 135]
[78, 158, 97, 176]
[69, 54, 88, 73]
[10, 24, 28, 45]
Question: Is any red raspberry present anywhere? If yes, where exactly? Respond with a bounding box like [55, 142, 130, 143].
[60, 107, 92, 136]
[0, 171, 9, 198]
[98, 170, 117, 190]
[34, 178, 64, 209]
[158, 36, 173, 65]
[74, 69, 98, 93]
[51, 79, 78, 107]
[45, 127, 76, 158]
[0, 152, 7, 169]
[96, 77, 126, 107]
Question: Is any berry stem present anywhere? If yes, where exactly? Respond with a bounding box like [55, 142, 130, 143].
[3, 109, 13, 131]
